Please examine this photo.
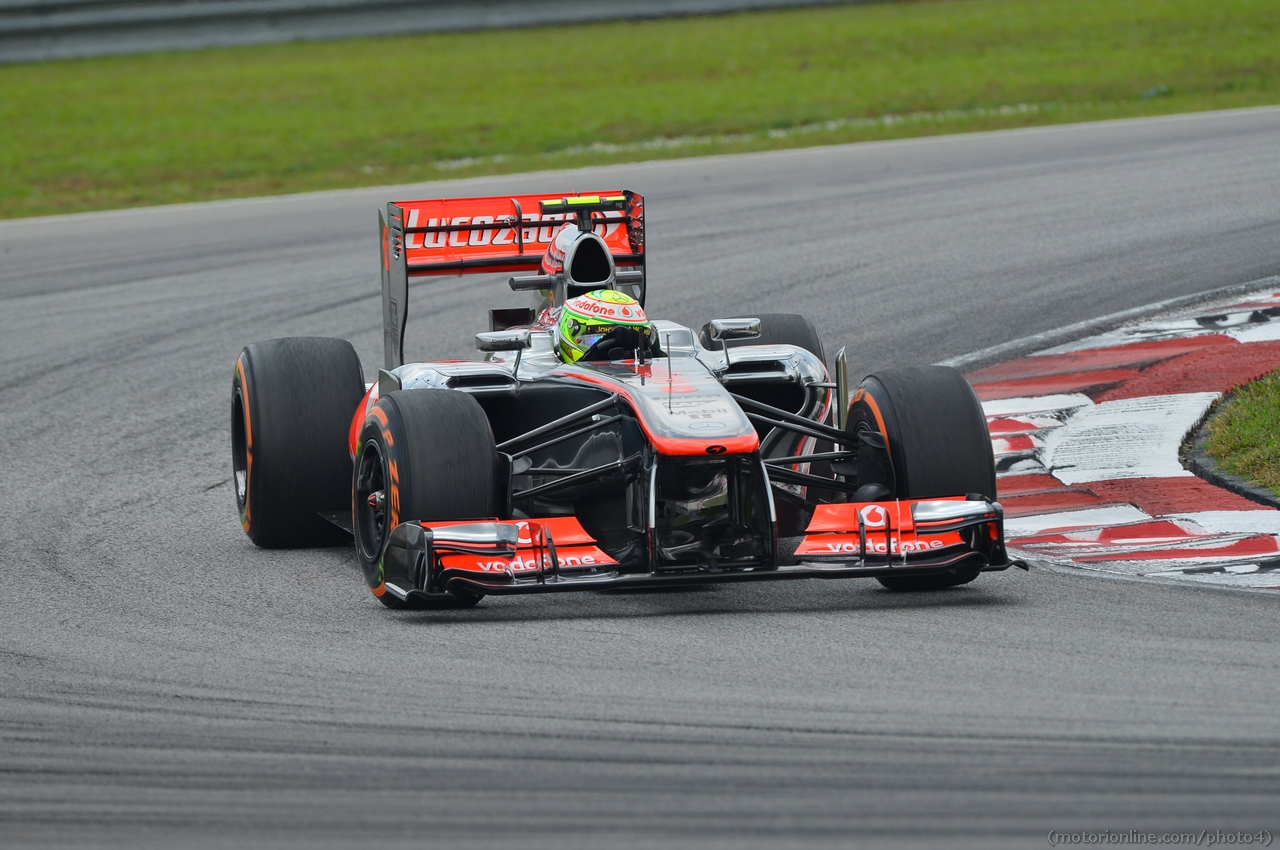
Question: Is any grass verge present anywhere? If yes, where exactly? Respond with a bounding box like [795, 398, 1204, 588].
[1205, 373, 1280, 497]
[2, 0, 1278, 219]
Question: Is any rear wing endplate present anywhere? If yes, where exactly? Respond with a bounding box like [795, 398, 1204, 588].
[379, 190, 645, 370]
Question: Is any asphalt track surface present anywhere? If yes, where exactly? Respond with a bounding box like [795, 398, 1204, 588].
[3, 107, 1280, 849]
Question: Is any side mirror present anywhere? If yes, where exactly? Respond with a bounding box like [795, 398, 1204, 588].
[509, 274, 555, 291]
[475, 329, 531, 353]
[709, 318, 762, 343]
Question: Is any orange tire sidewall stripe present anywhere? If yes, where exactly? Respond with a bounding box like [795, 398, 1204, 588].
[850, 386, 892, 457]
[234, 357, 253, 532]
[369, 402, 401, 597]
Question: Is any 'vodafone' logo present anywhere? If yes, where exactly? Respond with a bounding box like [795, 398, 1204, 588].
[860, 505, 888, 529]
[577, 301, 618, 317]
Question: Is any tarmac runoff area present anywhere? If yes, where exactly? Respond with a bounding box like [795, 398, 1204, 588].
[968, 283, 1280, 590]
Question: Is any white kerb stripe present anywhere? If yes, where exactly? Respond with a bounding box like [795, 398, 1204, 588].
[1168, 511, 1280, 535]
[981, 394, 1094, 418]
[1229, 322, 1280, 343]
[1004, 504, 1152, 538]
[1040, 392, 1219, 484]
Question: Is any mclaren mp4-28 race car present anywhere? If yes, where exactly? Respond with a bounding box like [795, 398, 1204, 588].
[231, 190, 1024, 609]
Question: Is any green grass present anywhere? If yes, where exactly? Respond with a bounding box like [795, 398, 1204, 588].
[2, 0, 1278, 218]
[1206, 372, 1280, 497]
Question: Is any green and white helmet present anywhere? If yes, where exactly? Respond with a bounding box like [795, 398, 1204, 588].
[557, 290, 654, 363]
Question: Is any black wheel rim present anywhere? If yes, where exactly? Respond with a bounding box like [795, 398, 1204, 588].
[354, 438, 388, 563]
[231, 387, 249, 510]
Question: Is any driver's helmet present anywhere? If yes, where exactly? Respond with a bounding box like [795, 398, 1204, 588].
[557, 289, 653, 363]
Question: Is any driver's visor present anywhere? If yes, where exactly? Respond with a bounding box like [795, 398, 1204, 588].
[574, 322, 650, 350]
[575, 329, 613, 350]
[568, 318, 617, 349]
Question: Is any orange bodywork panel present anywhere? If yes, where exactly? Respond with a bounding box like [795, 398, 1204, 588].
[795, 500, 968, 558]
[349, 383, 376, 459]
[423, 516, 618, 576]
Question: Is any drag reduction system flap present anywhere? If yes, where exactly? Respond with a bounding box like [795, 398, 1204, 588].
[378, 191, 645, 370]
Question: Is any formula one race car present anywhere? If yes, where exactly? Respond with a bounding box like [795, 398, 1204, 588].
[231, 190, 1024, 609]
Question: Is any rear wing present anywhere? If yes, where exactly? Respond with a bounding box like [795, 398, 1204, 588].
[379, 190, 645, 370]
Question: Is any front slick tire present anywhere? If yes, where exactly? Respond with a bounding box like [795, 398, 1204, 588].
[354, 389, 496, 609]
[233, 337, 364, 548]
[846, 365, 995, 593]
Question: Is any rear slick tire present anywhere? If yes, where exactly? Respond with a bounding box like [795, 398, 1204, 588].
[353, 389, 496, 609]
[232, 337, 364, 548]
[845, 365, 995, 592]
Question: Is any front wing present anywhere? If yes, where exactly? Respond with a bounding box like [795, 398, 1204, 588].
[374, 498, 1025, 604]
